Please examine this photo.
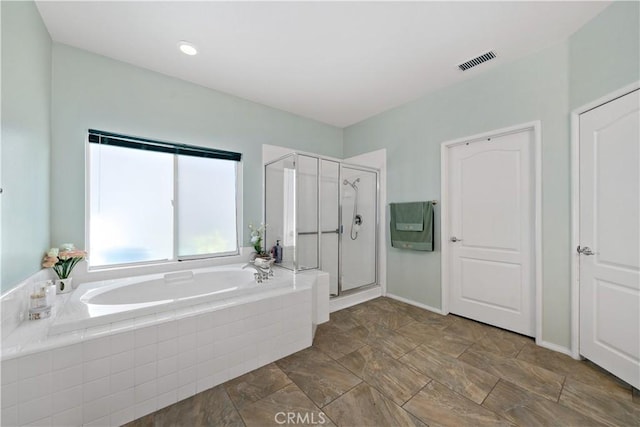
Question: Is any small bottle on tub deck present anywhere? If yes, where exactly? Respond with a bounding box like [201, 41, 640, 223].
[271, 240, 283, 263]
[28, 281, 54, 320]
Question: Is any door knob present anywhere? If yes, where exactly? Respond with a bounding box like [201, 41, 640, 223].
[450, 236, 463, 242]
[577, 246, 595, 256]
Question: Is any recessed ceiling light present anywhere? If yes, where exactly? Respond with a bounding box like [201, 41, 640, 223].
[178, 41, 198, 56]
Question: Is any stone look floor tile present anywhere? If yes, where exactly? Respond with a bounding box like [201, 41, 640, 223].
[404, 381, 514, 427]
[397, 321, 473, 358]
[224, 363, 292, 409]
[315, 322, 343, 335]
[517, 342, 635, 396]
[470, 327, 532, 358]
[337, 345, 430, 405]
[442, 315, 491, 342]
[193, 386, 247, 426]
[124, 416, 154, 427]
[483, 380, 606, 426]
[399, 344, 499, 404]
[124, 385, 246, 427]
[364, 297, 403, 312]
[238, 383, 334, 427]
[458, 347, 565, 402]
[125, 297, 637, 427]
[336, 324, 378, 341]
[400, 304, 456, 329]
[558, 377, 640, 427]
[275, 347, 362, 407]
[312, 323, 367, 360]
[323, 383, 425, 427]
[328, 309, 363, 332]
[375, 310, 415, 330]
[344, 323, 421, 359]
[348, 301, 415, 330]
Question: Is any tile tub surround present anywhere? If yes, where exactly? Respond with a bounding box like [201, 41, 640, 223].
[1, 270, 329, 426]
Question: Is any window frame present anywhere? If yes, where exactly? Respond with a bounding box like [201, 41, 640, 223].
[85, 131, 242, 270]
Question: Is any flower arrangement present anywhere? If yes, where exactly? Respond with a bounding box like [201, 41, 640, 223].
[248, 223, 270, 258]
[42, 244, 87, 279]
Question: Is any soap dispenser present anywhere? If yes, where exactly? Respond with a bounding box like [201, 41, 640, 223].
[272, 240, 283, 263]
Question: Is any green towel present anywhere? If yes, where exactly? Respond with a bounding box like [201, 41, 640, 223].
[390, 201, 434, 251]
[393, 202, 424, 231]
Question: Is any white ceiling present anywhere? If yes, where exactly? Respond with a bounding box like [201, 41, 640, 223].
[36, 1, 610, 128]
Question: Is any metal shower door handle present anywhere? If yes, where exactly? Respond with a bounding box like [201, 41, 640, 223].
[450, 236, 463, 242]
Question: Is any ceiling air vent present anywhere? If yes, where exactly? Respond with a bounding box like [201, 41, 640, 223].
[458, 51, 496, 71]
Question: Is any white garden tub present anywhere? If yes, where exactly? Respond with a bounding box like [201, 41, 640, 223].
[49, 263, 292, 335]
[2, 264, 329, 426]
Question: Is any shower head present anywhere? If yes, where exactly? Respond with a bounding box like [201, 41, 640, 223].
[343, 178, 360, 189]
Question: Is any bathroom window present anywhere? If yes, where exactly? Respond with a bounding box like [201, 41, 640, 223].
[87, 130, 241, 268]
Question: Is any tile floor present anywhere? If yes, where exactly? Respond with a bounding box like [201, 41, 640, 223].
[126, 297, 639, 426]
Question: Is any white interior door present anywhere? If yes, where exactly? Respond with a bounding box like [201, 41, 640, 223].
[579, 89, 639, 389]
[448, 129, 535, 336]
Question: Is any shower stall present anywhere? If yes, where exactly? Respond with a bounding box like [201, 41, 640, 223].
[264, 153, 378, 297]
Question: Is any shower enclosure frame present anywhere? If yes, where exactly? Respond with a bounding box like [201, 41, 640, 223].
[338, 162, 379, 296]
[264, 153, 379, 297]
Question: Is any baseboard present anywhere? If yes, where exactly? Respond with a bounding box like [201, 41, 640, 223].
[536, 339, 576, 359]
[330, 286, 382, 312]
[386, 293, 446, 315]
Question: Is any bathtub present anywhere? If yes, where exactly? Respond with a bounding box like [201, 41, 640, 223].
[1, 263, 329, 426]
[50, 264, 296, 335]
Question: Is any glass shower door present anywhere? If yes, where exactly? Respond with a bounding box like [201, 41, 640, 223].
[265, 154, 378, 296]
[296, 155, 319, 270]
[340, 165, 378, 292]
[321, 160, 340, 296]
[264, 154, 296, 270]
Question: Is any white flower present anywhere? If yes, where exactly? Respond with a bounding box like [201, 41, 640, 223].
[250, 236, 259, 244]
[47, 248, 59, 257]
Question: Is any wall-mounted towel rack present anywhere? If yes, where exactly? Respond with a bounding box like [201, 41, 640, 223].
[389, 200, 435, 251]
[389, 200, 438, 205]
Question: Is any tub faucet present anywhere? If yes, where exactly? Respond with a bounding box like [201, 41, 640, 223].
[242, 262, 272, 283]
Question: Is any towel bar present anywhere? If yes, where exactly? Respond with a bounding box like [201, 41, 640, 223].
[389, 200, 438, 205]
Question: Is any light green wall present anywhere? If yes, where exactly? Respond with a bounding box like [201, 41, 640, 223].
[4, 1, 638, 330]
[569, 1, 639, 109]
[1, 1, 52, 292]
[343, 1, 639, 349]
[50, 44, 343, 250]
[345, 43, 571, 346]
